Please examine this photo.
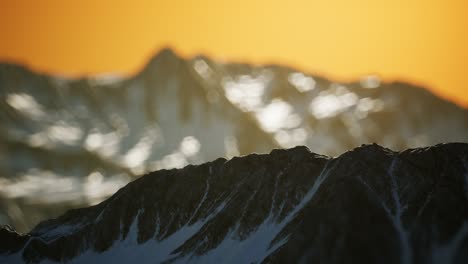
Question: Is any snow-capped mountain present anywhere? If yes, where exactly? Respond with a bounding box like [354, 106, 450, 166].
[1, 143, 467, 263]
[1, 48, 468, 232]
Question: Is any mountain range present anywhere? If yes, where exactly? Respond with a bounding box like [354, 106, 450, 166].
[1, 143, 467, 263]
[1, 48, 467, 232]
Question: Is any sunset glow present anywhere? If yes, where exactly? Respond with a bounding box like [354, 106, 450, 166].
[1, 0, 467, 106]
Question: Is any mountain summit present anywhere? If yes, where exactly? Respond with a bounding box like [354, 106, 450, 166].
[1, 143, 467, 263]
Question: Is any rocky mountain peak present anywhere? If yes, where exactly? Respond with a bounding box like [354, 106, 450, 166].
[140, 47, 182, 74]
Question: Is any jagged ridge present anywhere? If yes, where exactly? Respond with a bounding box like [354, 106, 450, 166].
[1, 143, 467, 263]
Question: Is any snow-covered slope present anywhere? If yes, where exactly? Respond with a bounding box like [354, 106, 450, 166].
[1, 143, 467, 263]
[1, 49, 468, 232]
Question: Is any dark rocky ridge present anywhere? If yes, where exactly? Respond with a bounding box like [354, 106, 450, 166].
[1, 143, 467, 263]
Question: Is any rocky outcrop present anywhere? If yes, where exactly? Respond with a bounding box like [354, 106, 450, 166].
[1, 143, 467, 263]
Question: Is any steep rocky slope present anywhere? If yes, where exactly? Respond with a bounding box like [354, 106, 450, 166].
[1, 143, 467, 263]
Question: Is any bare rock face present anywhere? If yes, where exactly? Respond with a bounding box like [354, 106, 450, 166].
[1, 143, 467, 263]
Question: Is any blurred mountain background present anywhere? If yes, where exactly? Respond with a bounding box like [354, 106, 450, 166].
[1, 48, 467, 232]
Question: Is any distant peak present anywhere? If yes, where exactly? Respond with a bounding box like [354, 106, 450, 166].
[151, 47, 180, 61]
[144, 47, 180, 66]
[155, 47, 178, 59]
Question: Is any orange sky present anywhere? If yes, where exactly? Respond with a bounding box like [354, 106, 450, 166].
[1, 0, 467, 106]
